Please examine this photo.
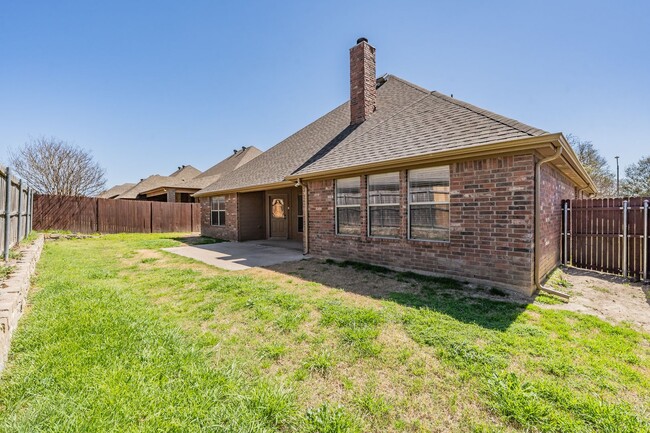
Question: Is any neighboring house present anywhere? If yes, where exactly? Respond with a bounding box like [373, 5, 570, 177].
[97, 182, 136, 199]
[194, 38, 596, 296]
[138, 146, 262, 202]
[115, 165, 201, 202]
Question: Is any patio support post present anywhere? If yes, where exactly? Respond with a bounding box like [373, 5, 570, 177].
[622, 200, 628, 278]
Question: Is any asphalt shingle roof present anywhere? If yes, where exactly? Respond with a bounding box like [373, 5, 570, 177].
[116, 165, 201, 199]
[196, 75, 548, 195]
[137, 146, 263, 194]
[97, 183, 136, 199]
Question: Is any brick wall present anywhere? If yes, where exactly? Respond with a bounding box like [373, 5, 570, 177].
[307, 155, 537, 295]
[200, 194, 238, 240]
[538, 163, 576, 279]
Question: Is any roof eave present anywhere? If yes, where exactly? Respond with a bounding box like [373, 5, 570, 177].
[286, 133, 597, 194]
[193, 180, 295, 198]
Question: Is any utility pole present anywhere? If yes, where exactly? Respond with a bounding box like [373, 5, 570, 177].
[615, 156, 620, 196]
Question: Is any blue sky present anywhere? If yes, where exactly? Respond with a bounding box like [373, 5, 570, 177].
[1, 1, 648, 188]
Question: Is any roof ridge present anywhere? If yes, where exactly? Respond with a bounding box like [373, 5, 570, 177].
[428, 91, 543, 137]
[385, 75, 430, 94]
[290, 93, 431, 176]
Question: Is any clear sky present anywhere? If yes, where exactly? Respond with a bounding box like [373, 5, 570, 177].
[1, 0, 648, 188]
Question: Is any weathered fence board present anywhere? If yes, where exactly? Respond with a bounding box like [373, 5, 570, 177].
[1, 166, 34, 259]
[562, 197, 649, 281]
[34, 195, 200, 234]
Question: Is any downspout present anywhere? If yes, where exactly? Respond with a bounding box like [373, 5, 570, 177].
[295, 179, 309, 255]
[534, 145, 570, 300]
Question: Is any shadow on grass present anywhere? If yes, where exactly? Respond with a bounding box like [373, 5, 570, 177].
[170, 235, 225, 246]
[266, 259, 529, 331]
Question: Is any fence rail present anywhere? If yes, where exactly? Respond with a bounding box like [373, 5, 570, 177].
[561, 197, 649, 281]
[1, 166, 34, 260]
[34, 195, 200, 234]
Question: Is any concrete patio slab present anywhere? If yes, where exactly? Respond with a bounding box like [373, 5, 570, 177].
[163, 240, 306, 270]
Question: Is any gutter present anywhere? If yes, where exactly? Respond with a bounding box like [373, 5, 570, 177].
[534, 145, 570, 300]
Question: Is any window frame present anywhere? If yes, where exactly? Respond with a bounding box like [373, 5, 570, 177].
[297, 193, 304, 233]
[367, 172, 401, 239]
[335, 177, 361, 236]
[210, 195, 226, 226]
[407, 166, 450, 243]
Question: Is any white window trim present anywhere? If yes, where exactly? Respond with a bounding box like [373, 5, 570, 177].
[210, 196, 226, 227]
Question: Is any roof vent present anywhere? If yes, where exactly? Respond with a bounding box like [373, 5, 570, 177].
[357, 37, 368, 44]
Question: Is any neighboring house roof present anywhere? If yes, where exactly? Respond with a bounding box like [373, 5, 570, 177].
[97, 183, 136, 199]
[115, 165, 201, 199]
[138, 146, 263, 196]
[167, 165, 202, 179]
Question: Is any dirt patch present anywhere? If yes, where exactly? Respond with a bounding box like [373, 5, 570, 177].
[543, 267, 650, 332]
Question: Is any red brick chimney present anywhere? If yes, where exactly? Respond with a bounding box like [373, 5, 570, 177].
[349, 37, 376, 125]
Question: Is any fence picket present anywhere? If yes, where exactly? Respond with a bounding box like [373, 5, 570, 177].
[564, 197, 650, 281]
[34, 195, 200, 234]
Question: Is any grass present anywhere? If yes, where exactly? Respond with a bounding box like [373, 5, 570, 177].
[0, 264, 14, 281]
[0, 233, 648, 432]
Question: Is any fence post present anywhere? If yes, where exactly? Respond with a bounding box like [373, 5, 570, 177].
[622, 200, 628, 278]
[27, 189, 32, 235]
[3, 167, 12, 261]
[16, 179, 23, 244]
[643, 199, 649, 281]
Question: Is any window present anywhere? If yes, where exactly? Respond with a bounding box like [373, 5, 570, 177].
[297, 194, 304, 233]
[368, 172, 400, 237]
[408, 166, 450, 241]
[211, 196, 226, 226]
[335, 177, 361, 235]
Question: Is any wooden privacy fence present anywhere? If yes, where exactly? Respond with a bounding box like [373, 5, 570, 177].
[561, 197, 649, 281]
[34, 195, 201, 234]
[1, 166, 34, 260]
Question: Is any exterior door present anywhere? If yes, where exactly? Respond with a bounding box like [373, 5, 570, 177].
[269, 194, 288, 238]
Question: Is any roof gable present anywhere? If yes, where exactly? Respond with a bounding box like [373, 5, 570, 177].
[97, 182, 136, 199]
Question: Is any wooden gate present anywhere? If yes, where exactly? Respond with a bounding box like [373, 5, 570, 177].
[561, 198, 649, 281]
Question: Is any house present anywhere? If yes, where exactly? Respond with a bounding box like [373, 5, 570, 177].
[97, 182, 136, 199]
[137, 146, 262, 202]
[115, 165, 202, 202]
[194, 38, 595, 296]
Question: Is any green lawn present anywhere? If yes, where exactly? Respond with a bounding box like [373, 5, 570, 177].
[0, 233, 648, 432]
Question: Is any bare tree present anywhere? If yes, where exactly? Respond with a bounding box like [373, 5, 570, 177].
[621, 155, 650, 196]
[9, 136, 106, 196]
[566, 134, 616, 196]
